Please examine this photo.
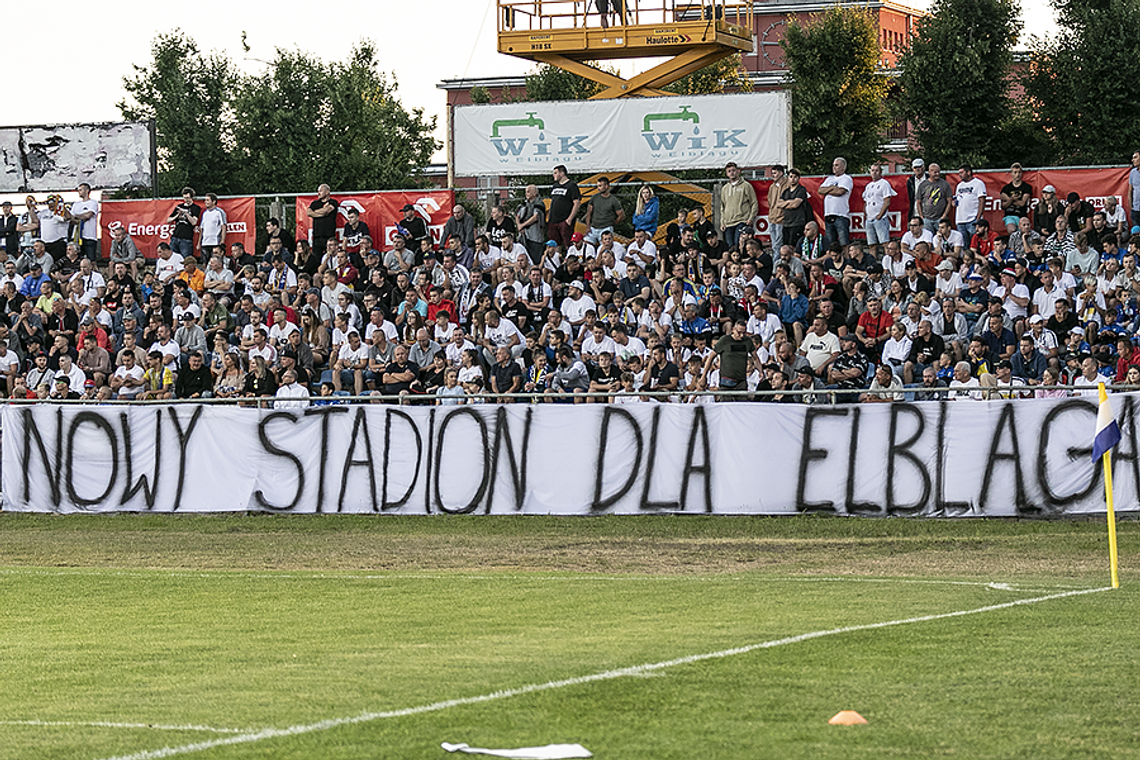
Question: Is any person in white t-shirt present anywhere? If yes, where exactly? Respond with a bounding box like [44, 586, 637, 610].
[626, 229, 658, 270]
[110, 350, 147, 398]
[933, 219, 965, 259]
[0, 339, 20, 396]
[818, 156, 854, 247]
[560, 281, 596, 327]
[861, 163, 896, 256]
[798, 316, 840, 373]
[993, 267, 1030, 322]
[901, 217, 935, 257]
[274, 369, 311, 409]
[954, 164, 988, 242]
[949, 360, 983, 400]
[198, 193, 227, 251]
[580, 323, 618, 366]
[481, 308, 523, 365]
[931, 260, 961, 299]
[68, 183, 100, 261]
[154, 242, 184, 284]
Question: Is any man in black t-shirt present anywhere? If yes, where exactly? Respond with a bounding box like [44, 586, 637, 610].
[499, 287, 530, 334]
[548, 165, 581, 251]
[166, 187, 201, 260]
[588, 351, 622, 402]
[382, 344, 418, 397]
[491, 345, 523, 401]
[306, 184, 340, 257]
[265, 217, 293, 253]
[706, 319, 751, 397]
[398, 204, 429, 249]
[485, 205, 517, 250]
[645, 344, 679, 393]
[778, 169, 811, 253]
[999, 163, 1033, 234]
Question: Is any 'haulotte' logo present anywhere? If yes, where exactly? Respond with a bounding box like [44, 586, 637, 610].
[640, 105, 748, 154]
[488, 112, 589, 161]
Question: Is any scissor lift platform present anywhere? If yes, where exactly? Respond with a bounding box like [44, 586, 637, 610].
[497, 0, 754, 98]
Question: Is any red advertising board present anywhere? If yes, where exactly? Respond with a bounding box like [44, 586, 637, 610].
[748, 166, 1131, 241]
[100, 197, 257, 259]
[294, 190, 454, 250]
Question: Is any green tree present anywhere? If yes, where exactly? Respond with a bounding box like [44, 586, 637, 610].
[232, 42, 439, 193]
[524, 63, 607, 101]
[895, 0, 1022, 167]
[122, 33, 438, 196]
[780, 6, 889, 174]
[119, 30, 237, 196]
[1022, 0, 1140, 165]
[664, 54, 753, 95]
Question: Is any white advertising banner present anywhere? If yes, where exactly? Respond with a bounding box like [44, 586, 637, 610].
[1, 396, 1134, 516]
[452, 92, 791, 176]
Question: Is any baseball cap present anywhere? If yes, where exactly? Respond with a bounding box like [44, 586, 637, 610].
[967, 272, 984, 281]
[84, 378, 95, 388]
[911, 158, 925, 168]
[180, 312, 195, 321]
[545, 240, 558, 248]
[80, 315, 94, 325]
[904, 260, 917, 269]
[1070, 326, 1085, 335]
[1028, 314, 1044, 324]
[936, 260, 954, 272]
[839, 333, 857, 343]
[1001, 267, 1016, 277]
[30, 262, 42, 270]
[571, 232, 584, 242]
[569, 280, 585, 290]
[400, 204, 415, 212]
[1042, 184, 1056, 194]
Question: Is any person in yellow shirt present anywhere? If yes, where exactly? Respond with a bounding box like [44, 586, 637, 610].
[176, 256, 206, 295]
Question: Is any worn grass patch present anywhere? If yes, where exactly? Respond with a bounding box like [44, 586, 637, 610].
[0, 513, 1136, 579]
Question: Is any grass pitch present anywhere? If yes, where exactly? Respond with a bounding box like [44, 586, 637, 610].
[1, 515, 1137, 760]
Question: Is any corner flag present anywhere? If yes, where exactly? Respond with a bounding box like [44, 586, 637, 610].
[1094, 383, 1121, 588]
[1092, 385, 1121, 462]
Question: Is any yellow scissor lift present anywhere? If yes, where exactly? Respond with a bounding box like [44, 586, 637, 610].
[496, 0, 755, 238]
[497, 0, 754, 98]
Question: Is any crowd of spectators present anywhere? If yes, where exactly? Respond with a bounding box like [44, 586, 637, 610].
[1, 152, 1140, 409]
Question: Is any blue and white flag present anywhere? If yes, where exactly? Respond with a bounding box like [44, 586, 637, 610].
[1092, 384, 1122, 462]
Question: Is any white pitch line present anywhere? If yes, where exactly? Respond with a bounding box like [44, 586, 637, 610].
[1, 720, 248, 734]
[93, 585, 1110, 760]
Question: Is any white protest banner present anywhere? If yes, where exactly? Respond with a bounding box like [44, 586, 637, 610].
[1, 396, 1134, 516]
[452, 92, 791, 176]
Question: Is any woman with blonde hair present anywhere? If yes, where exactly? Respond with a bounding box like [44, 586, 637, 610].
[632, 184, 659, 235]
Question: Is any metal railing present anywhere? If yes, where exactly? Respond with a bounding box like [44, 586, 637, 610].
[498, 0, 753, 33]
[17, 384, 1137, 406]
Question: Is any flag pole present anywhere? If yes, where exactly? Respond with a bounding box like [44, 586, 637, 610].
[1098, 382, 1121, 589]
[1103, 449, 1120, 589]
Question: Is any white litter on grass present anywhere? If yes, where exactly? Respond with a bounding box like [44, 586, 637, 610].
[987, 582, 1015, 591]
[442, 741, 592, 758]
[93, 586, 1109, 760]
